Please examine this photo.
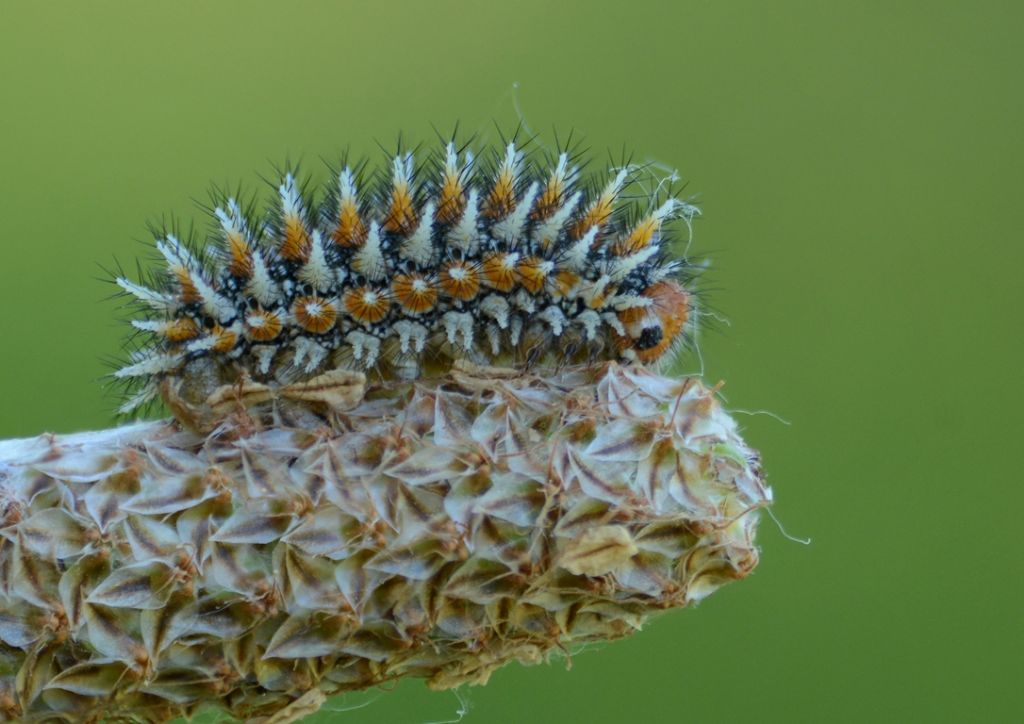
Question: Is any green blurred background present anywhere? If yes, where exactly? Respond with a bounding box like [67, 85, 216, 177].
[1, 1, 1020, 722]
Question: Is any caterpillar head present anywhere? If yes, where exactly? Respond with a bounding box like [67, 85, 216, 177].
[614, 280, 691, 363]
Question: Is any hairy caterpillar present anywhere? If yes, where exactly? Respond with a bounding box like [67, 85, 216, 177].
[114, 135, 701, 415]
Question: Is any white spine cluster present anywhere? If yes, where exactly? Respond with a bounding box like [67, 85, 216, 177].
[401, 201, 435, 265]
[449, 187, 481, 253]
[354, 221, 386, 281]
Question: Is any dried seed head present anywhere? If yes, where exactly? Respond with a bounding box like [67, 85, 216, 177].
[0, 362, 768, 722]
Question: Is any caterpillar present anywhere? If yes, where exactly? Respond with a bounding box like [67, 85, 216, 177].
[114, 137, 701, 414]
